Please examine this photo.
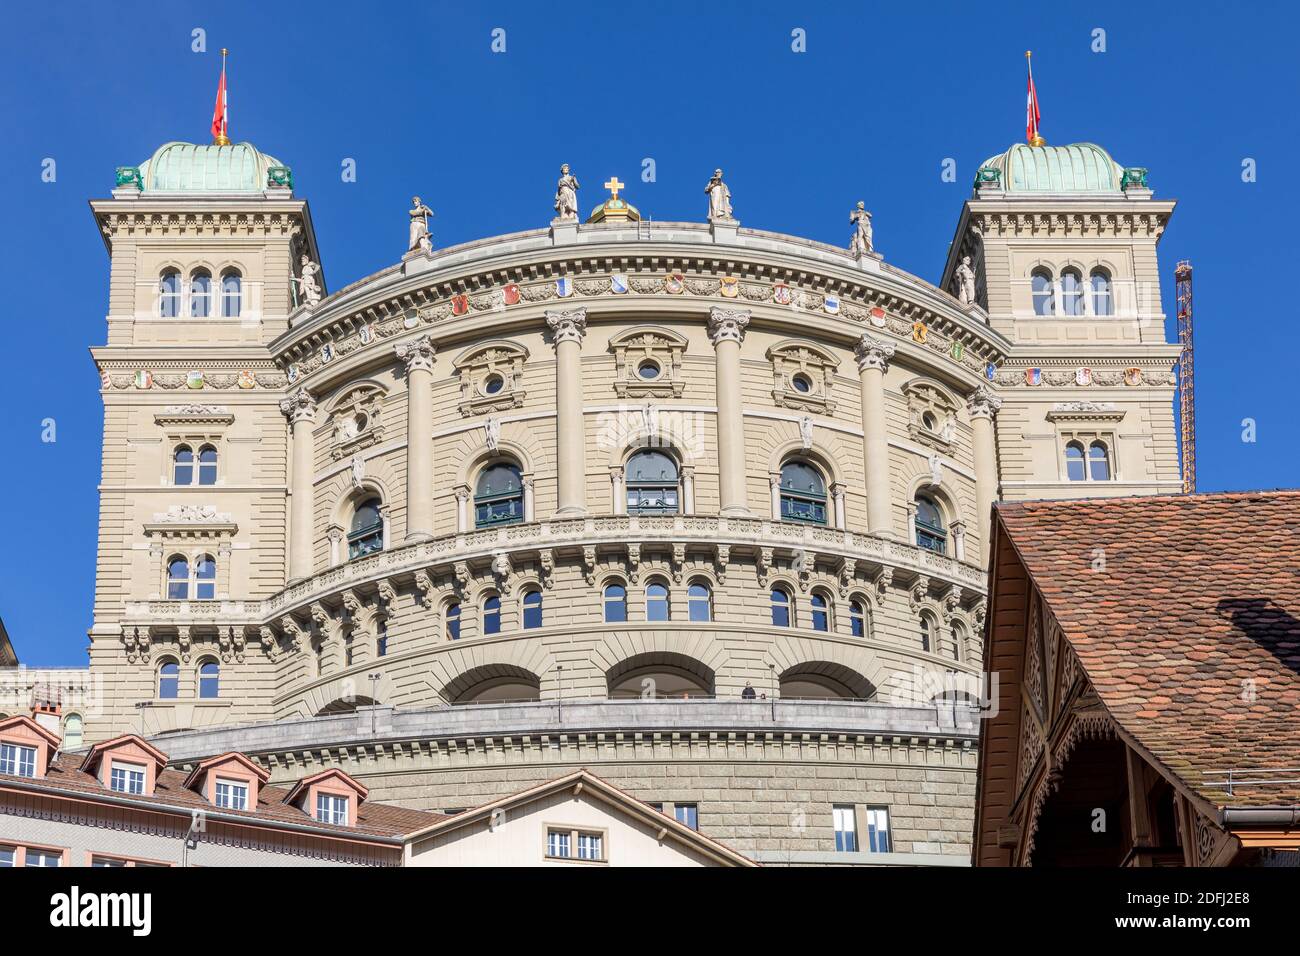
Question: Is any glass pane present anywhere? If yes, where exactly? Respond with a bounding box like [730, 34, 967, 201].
[483, 596, 501, 634]
[522, 591, 542, 629]
[771, 591, 790, 627]
[811, 595, 829, 632]
[1089, 442, 1111, 481]
[1031, 271, 1054, 316]
[604, 586, 627, 623]
[646, 583, 670, 622]
[1065, 444, 1086, 481]
[446, 605, 460, 640]
[626, 450, 678, 482]
[780, 461, 825, 495]
[476, 464, 522, 496]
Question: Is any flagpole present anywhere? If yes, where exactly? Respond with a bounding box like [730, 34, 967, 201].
[213, 48, 231, 146]
[1026, 50, 1045, 147]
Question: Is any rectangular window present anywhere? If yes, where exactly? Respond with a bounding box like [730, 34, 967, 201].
[91, 856, 128, 867]
[316, 793, 349, 826]
[547, 829, 571, 859]
[25, 849, 61, 868]
[674, 804, 698, 831]
[833, 805, 858, 852]
[864, 807, 892, 853]
[110, 763, 146, 795]
[0, 846, 14, 867]
[215, 779, 249, 811]
[577, 832, 603, 861]
[0, 742, 37, 778]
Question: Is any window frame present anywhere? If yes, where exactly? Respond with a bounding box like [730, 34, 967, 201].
[864, 806, 892, 853]
[0, 742, 37, 778]
[474, 461, 525, 528]
[645, 579, 671, 622]
[521, 588, 543, 630]
[198, 659, 220, 699]
[316, 792, 349, 826]
[110, 761, 147, 796]
[778, 459, 829, 526]
[1030, 268, 1055, 316]
[481, 593, 502, 635]
[158, 269, 181, 318]
[214, 777, 249, 811]
[189, 269, 214, 318]
[220, 270, 242, 318]
[914, 494, 948, 555]
[624, 449, 681, 516]
[1090, 268, 1113, 316]
[833, 804, 858, 853]
[602, 582, 628, 623]
[347, 497, 385, 560]
[810, 591, 832, 632]
[158, 660, 180, 699]
[687, 580, 712, 623]
[770, 587, 793, 628]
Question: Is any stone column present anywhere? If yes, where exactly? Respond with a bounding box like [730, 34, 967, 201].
[610, 467, 625, 515]
[279, 387, 317, 583]
[546, 308, 588, 516]
[855, 334, 896, 537]
[395, 335, 437, 542]
[454, 485, 470, 533]
[832, 482, 847, 530]
[708, 307, 751, 517]
[968, 385, 1003, 566]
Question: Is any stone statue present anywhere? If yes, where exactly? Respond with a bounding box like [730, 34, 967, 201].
[484, 416, 501, 453]
[292, 256, 322, 307]
[849, 202, 873, 257]
[954, 255, 977, 306]
[799, 415, 814, 451]
[350, 454, 366, 489]
[554, 164, 580, 222]
[642, 403, 659, 438]
[940, 416, 956, 444]
[408, 196, 434, 254]
[704, 168, 733, 222]
[927, 453, 944, 488]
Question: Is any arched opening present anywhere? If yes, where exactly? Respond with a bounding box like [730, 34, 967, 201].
[1058, 268, 1084, 316]
[197, 444, 218, 485]
[687, 580, 712, 622]
[189, 269, 213, 318]
[809, 590, 832, 632]
[915, 494, 948, 554]
[1065, 441, 1086, 481]
[474, 461, 524, 527]
[1031, 268, 1054, 316]
[444, 665, 541, 705]
[779, 459, 828, 525]
[348, 497, 384, 559]
[173, 445, 194, 485]
[157, 660, 180, 699]
[197, 659, 220, 699]
[625, 449, 680, 515]
[521, 588, 543, 629]
[1090, 269, 1112, 315]
[645, 579, 670, 622]
[166, 556, 190, 600]
[220, 270, 242, 318]
[779, 662, 876, 701]
[158, 269, 182, 318]
[603, 582, 628, 623]
[1088, 441, 1111, 481]
[606, 652, 715, 700]
[1030, 732, 1129, 866]
[770, 586, 793, 627]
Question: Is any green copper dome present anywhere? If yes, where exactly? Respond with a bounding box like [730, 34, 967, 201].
[135, 141, 288, 193]
[978, 142, 1125, 194]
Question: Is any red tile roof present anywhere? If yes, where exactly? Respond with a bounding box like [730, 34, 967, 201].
[996, 490, 1300, 808]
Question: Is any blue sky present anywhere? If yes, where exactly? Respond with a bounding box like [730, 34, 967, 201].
[1, 1, 1296, 665]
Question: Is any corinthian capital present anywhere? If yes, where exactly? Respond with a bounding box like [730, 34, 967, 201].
[707, 306, 750, 346]
[546, 307, 588, 345]
[967, 384, 1003, 420]
[395, 334, 437, 375]
[855, 334, 895, 373]
[278, 386, 316, 424]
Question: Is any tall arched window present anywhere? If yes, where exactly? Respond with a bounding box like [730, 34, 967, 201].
[625, 450, 679, 514]
[348, 498, 384, 559]
[197, 445, 218, 486]
[770, 587, 792, 627]
[687, 581, 712, 622]
[445, 602, 460, 640]
[915, 495, 947, 555]
[646, 580, 670, 622]
[850, 599, 868, 638]
[482, 594, 502, 635]
[1090, 269, 1112, 316]
[1088, 441, 1111, 481]
[810, 592, 831, 632]
[377, 620, 389, 655]
[951, 622, 968, 662]
[62, 713, 83, 749]
[173, 445, 194, 485]
[198, 660, 220, 699]
[1059, 268, 1084, 316]
[603, 583, 628, 623]
[475, 462, 524, 527]
[779, 460, 828, 525]
[1065, 441, 1086, 481]
[159, 270, 181, 318]
[920, 614, 934, 653]
[167, 557, 190, 600]
[522, 589, 543, 630]
[194, 554, 217, 600]
[1031, 268, 1055, 315]
[189, 269, 213, 318]
[158, 661, 179, 699]
[220, 270, 242, 318]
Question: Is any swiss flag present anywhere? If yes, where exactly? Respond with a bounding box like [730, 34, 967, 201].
[210, 59, 228, 142]
[1026, 57, 1042, 144]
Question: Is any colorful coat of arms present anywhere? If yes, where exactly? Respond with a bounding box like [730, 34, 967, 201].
[719, 276, 739, 298]
[287, 365, 299, 384]
[610, 274, 629, 294]
[950, 341, 964, 361]
[1025, 368, 1041, 386]
[503, 283, 521, 306]
[869, 307, 887, 328]
[321, 343, 335, 363]
[985, 363, 997, 381]
[912, 321, 927, 343]
[664, 273, 685, 294]
[237, 369, 256, 389]
[134, 370, 153, 389]
[359, 324, 373, 344]
[1075, 367, 1092, 386]
[1124, 367, 1142, 386]
[824, 295, 841, 315]
[186, 370, 204, 390]
[451, 294, 470, 316]
[773, 282, 793, 305]
[556, 277, 573, 298]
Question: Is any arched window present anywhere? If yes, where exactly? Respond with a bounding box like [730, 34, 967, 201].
[159, 270, 181, 318]
[687, 581, 712, 623]
[915, 495, 947, 555]
[220, 270, 242, 318]
[1065, 441, 1086, 481]
[377, 620, 389, 656]
[850, 599, 868, 638]
[173, 445, 194, 485]
[444, 603, 460, 640]
[482, 594, 502, 635]
[810, 592, 831, 632]
[522, 589, 543, 630]
[167, 556, 190, 600]
[1031, 268, 1054, 316]
[951, 622, 967, 662]
[475, 462, 524, 527]
[198, 660, 220, 699]
[197, 444, 218, 486]
[1059, 268, 1084, 316]
[603, 583, 628, 623]
[770, 587, 792, 628]
[1090, 269, 1112, 316]
[62, 713, 83, 749]
[626, 450, 679, 514]
[779, 460, 828, 525]
[189, 270, 213, 318]
[646, 580, 670, 622]
[1088, 441, 1111, 481]
[348, 497, 384, 559]
[158, 661, 179, 699]
[194, 554, 217, 600]
[920, 614, 934, 653]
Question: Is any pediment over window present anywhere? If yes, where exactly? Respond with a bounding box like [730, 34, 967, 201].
[609, 326, 687, 398]
[902, 378, 960, 453]
[153, 404, 235, 429]
[452, 340, 529, 414]
[328, 383, 388, 460]
[766, 340, 839, 414]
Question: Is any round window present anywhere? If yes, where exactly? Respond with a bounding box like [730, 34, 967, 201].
[791, 373, 813, 394]
[922, 411, 937, 430]
[637, 360, 661, 381]
[483, 374, 505, 395]
[353, 413, 368, 434]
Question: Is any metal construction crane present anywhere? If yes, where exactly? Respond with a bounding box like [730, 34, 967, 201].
[1175, 260, 1196, 494]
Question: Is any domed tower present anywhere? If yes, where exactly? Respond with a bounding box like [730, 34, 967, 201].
[940, 141, 1181, 501]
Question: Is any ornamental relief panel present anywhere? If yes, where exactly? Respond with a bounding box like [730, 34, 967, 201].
[902, 379, 960, 454]
[451, 340, 529, 416]
[328, 384, 388, 460]
[609, 326, 687, 399]
[766, 340, 839, 414]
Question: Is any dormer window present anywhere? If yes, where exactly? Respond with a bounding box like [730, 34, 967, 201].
[184, 751, 269, 810]
[0, 742, 36, 778]
[317, 792, 349, 825]
[110, 761, 147, 795]
[215, 778, 249, 810]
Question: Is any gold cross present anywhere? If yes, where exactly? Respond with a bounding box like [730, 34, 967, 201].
[603, 177, 625, 199]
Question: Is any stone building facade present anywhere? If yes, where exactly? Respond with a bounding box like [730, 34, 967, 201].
[80, 138, 1180, 863]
